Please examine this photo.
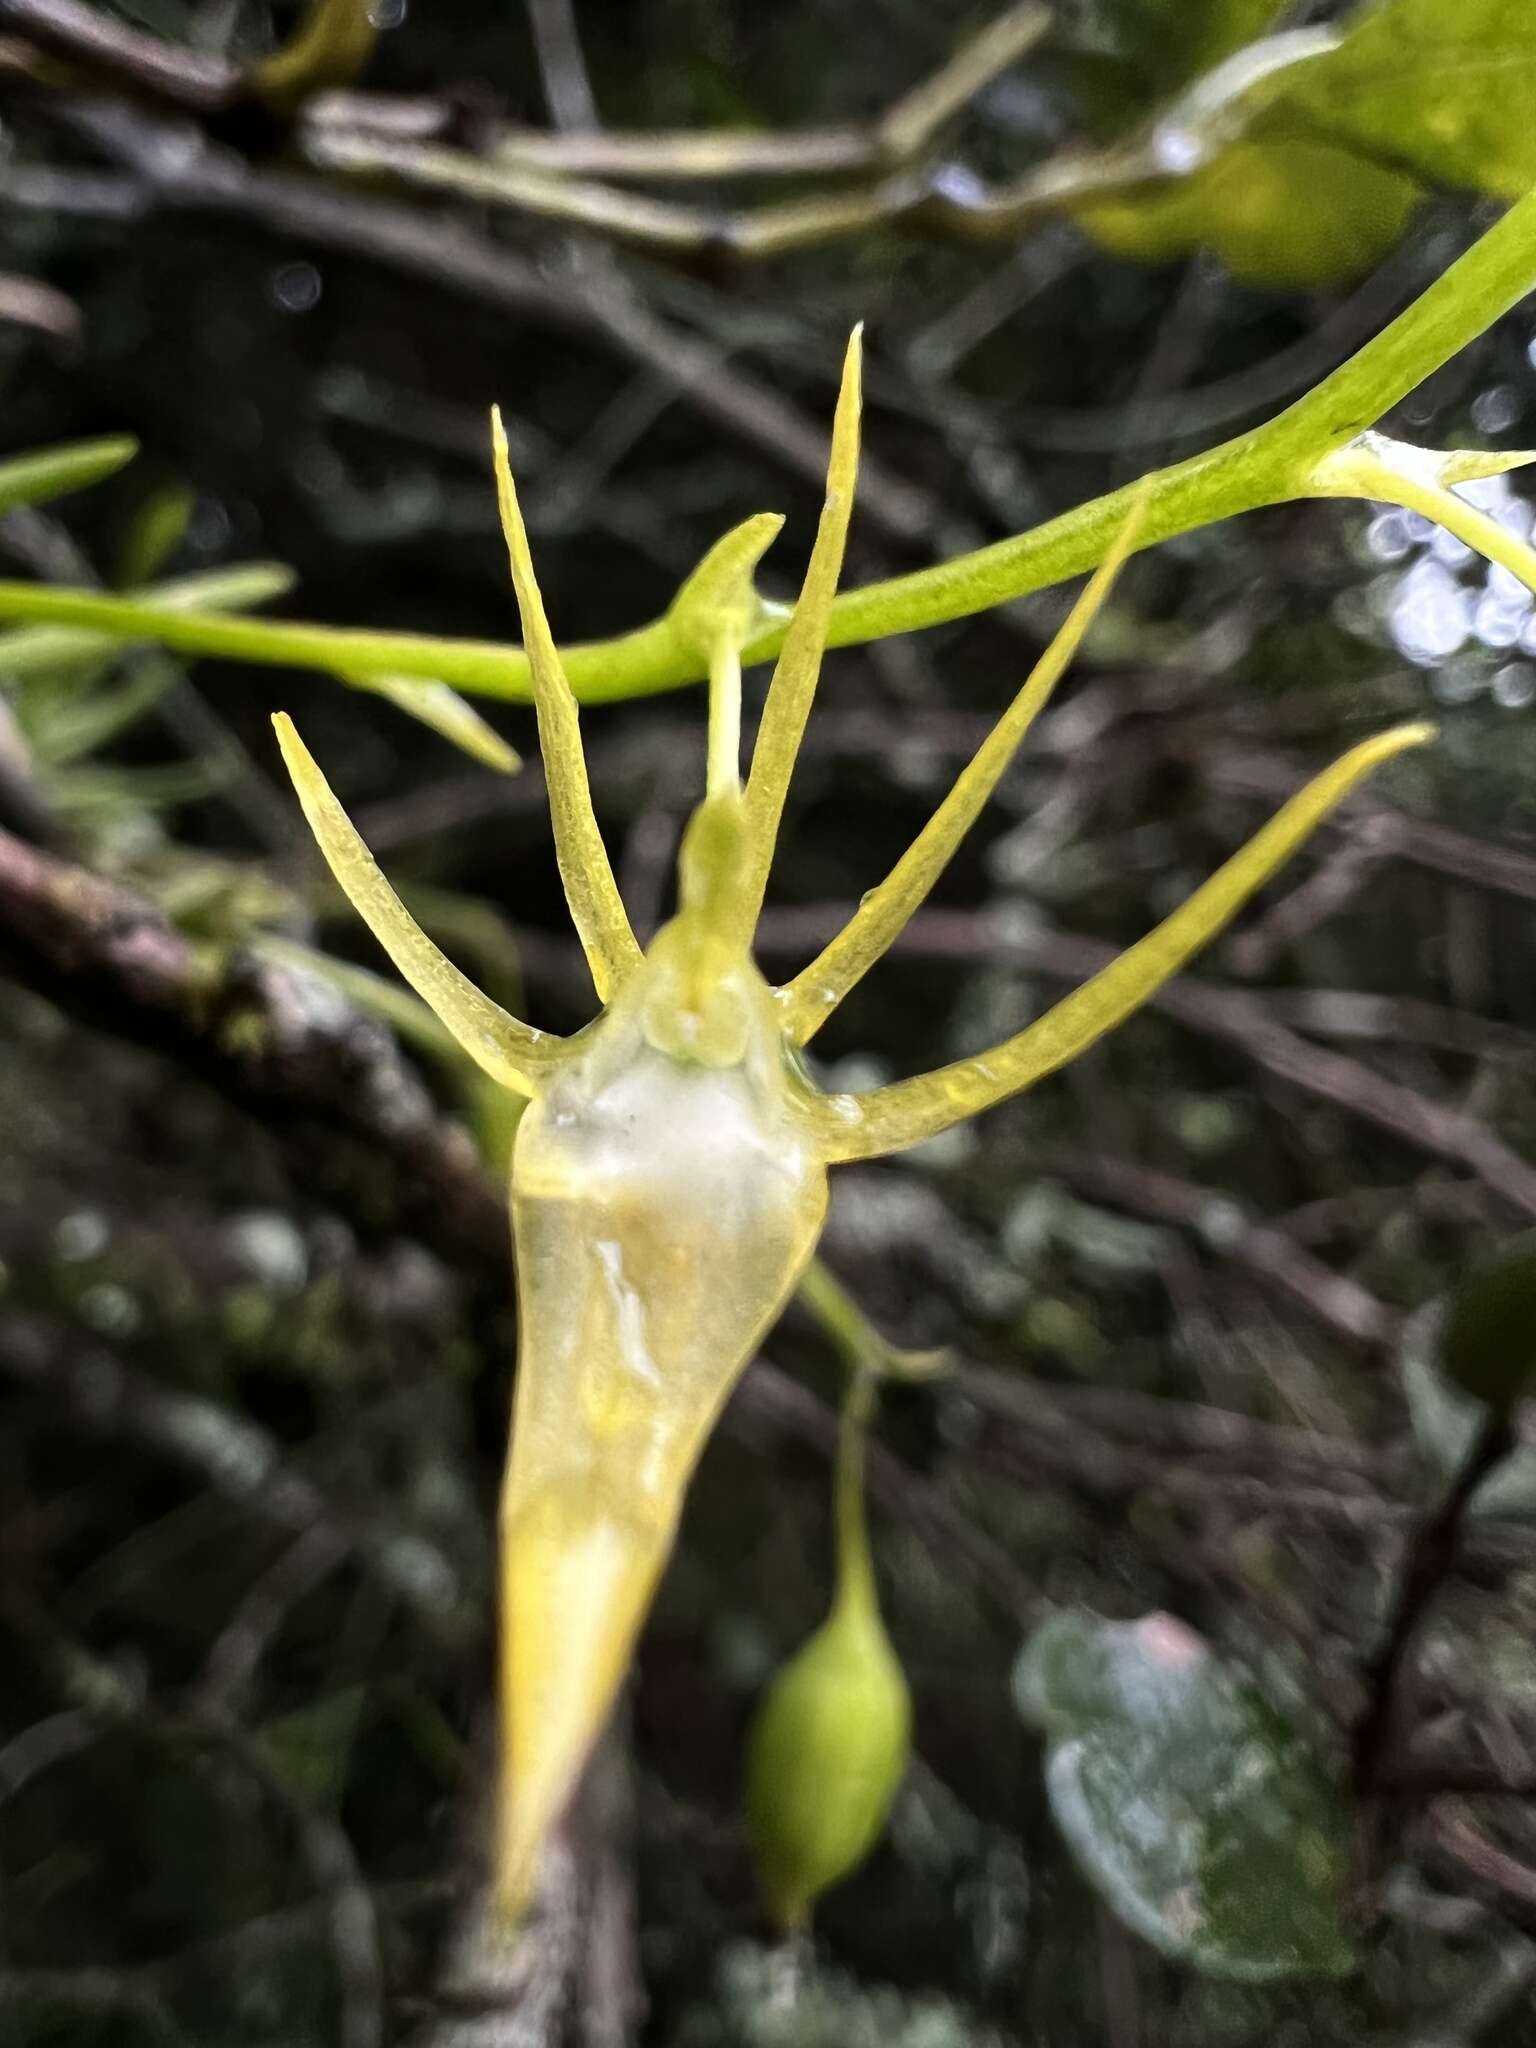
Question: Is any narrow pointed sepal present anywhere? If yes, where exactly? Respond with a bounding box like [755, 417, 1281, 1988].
[490, 408, 641, 1002]
[809, 720, 1435, 1161]
[272, 712, 558, 1094]
[779, 487, 1149, 1044]
[736, 327, 864, 938]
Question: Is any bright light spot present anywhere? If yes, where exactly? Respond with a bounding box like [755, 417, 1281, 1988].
[1388, 560, 1470, 665]
[1492, 661, 1536, 709]
[1471, 385, 1521, 435]
[271, 261, 322, 314]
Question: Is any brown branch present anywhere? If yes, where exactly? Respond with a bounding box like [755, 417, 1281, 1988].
[0, 0, 1305, 270]
[961, 1366, 1398, 1481]
[1353, 1407, 1518, 1794]
[0, 1308, 473, 1640]
[1427, 1806, 1536, 1922]
[1209, 745, 1536, 909]
[1040, 1148, 1398, 1349]
[1379, 1761, 1536, 1800]
[314, 1, 1050, 191]
[19, 98, 935, 545]
[0, 0, 237, 109]
[0, 823, 509, 1274]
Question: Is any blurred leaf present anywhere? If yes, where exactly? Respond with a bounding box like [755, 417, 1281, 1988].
[0, 436, 137, 516]
[1292, 0, 1536, 200]
[1078, 131, 1420, 285]
[1014, 1610, 1353, 1981]
[1399, 1299, 1536, 1518]
[30, 657, 178, 767]
[1078, 0, 1536, 284]
[1438, 1229, 1536, 1417]
[257, 1686, 365, 1810]
[347, 672, 522, 773]
[114, 481, 195, 591]
[50, 759, 229, 818]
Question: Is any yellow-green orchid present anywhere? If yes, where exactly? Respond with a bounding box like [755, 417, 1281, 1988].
[272, 328, 1429, 1919]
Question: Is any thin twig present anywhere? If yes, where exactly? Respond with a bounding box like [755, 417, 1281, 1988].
[752, 904, 1536, 1216]
[1353, 1407, 1517, 1794]
[1042, 1148, 1397, 1348]
[0, 0, 237, 108]
[21, 98, 935, 544]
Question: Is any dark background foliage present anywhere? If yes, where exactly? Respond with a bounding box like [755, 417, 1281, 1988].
[3, 3, 1536, 2042]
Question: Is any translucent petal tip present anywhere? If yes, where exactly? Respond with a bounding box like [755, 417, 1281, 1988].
[495, 1490, 672, 1920]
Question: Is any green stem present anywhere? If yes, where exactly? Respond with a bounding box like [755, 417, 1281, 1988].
[0, 586, 690, 703]
[1317, 449, 1536, 597]
[706, 639, 743, 796]
[795, 1256, 950, 1382]
[0, 436, 138, 518]
[2, 187, 1534, 701]
[833, 1368, 880, 1622]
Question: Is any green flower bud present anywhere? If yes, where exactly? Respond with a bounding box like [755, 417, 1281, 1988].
[1440, 1229, 1536, 1416]
[746, 1365, 910, 1931]
[746, 1588, 912, 1933]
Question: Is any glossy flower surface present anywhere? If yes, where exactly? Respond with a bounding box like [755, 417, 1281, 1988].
[274, 330, 1429, 1916]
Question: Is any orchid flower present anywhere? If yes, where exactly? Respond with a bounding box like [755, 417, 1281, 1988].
[272, 329, 1430, 1918]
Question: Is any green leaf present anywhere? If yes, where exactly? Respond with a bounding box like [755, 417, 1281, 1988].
[1439, 1230, 1536, 1416]
[1079, 0, 1536, 285]
[346, 673, 522, 773]
[1399, 1298, 1536, 1518]
[1014, 1611, 1353, 1981]
[29, 657, 178, 767]
[115, 481, 195, 590]
[257, 1686, 365, 1809]
[0, 436, 137, 517]
[1077, 131, 1420, 286]
[1291, 0, 1536, 200]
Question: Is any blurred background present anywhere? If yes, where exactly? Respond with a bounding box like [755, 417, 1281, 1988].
[3, 2, 1536, 2042]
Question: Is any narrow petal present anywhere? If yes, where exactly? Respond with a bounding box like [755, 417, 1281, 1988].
[346, 672, 521, 773]
[807, 722, 1434, 1162]
[736, 329, 863, 942]
[490, 409, 641, 1002]
[778, 492, 1147, 1044]
[273, 712, 558, 1095]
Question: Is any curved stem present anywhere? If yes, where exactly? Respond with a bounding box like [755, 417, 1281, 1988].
[0, 188, 1533, 701]
[832, 1368, 879, 1622]
[271, 713, 559, 1094]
